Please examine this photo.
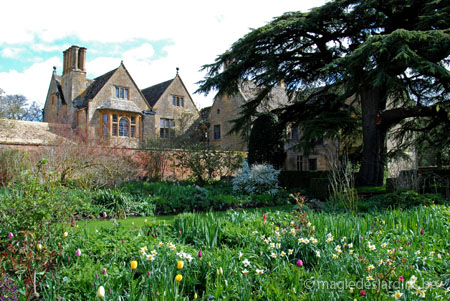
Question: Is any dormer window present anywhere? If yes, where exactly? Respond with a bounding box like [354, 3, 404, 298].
[115, 87, 129, 100]
[172, 95, 184, 107]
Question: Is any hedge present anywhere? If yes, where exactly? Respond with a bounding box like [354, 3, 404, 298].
[279, 170, 329, 189]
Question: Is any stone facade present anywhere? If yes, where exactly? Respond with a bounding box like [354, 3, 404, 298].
[43, 46, 199, 147]
[208, 81, 337, 171]
[208, 93, 247, 151]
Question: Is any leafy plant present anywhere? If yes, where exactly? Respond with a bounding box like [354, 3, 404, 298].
[232, 161, 280, 195]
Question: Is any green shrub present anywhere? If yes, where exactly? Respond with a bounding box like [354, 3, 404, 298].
[308, 178, 330, 199]
[279, 170, 329, 189]
[0, 148, 30, 185]
[232, 162, 280, 195]
[92, 189, 155, 217]
[365, 189, 445, 209]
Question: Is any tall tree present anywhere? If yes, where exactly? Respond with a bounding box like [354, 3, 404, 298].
[247, 112, 285, 169]
[0, 90, 42, 121]
[197, 0, 450, 186]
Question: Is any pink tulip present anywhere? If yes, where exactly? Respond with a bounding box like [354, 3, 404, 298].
[75, 248, 81, 257]
[360, 290, 366, 296]
[198, 250, 203, 258]
[122, 238, 125, 244]
[8, 232, 13, 239]
[148, 271, 151, 276]
[263, 214, 267, 225]
[398, 276, 404, 282]
[102, 268, 107, 275]
[296, 259, 303, 267]
[420, 229, 424, 235]
[103, 212, 107, 218]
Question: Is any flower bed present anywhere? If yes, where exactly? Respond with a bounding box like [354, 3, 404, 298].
[4, 201, 449, 299]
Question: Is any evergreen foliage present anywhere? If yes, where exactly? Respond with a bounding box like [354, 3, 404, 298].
[197, 0, 450, 186]
[247, 113, 285, 168]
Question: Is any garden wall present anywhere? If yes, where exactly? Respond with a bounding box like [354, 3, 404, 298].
[0, 143, 245, 183]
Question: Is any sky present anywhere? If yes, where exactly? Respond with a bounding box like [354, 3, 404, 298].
[0, 0, 326, 109]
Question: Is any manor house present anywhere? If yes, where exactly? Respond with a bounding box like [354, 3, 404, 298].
[43, 45, 199, 147]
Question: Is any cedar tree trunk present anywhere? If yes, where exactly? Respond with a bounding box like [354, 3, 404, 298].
[357, 86, 388, 186]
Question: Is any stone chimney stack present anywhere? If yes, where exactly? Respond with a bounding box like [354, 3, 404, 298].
[63, 45, 86, 75]
[78, 47, 87, 72]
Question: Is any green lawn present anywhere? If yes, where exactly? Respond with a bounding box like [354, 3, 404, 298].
[79, 204, 293, 233]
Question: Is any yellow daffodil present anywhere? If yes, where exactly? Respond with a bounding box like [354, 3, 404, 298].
[177, 260, 184, 269]
[130, 260, 138, 270]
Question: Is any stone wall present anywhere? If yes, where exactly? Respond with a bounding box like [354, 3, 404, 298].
[208, 93, 247, 151]
[152, 75, 200, 139]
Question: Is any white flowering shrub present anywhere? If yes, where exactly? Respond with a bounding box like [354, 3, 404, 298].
[232, 161, 280, 195]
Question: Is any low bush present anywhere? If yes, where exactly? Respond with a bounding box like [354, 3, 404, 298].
[364, 189, 445, 210]
[0, 148, 30, 185]
[308, 178, 330, 200]
[278, 170, 329, 189]
[121, 180, 288, 215]
[232, 162, 280, 195]
[92, 189, 155, 218]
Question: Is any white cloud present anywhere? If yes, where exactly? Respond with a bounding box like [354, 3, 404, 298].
[0, 57, 62, 106]
[87, 57, 122, 77]
[33, 43, 69, 52]
[1, 47, 25, 58]
[123, 43, 155, 62]
[1, 0, 326, 109]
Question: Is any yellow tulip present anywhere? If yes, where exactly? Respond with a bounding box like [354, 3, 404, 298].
[37, 243, 42, 250]
[175, 274, 183, 282]
[97, 286, 105, 298]
[194, 293, 198, 299]
[177, 260, 184, 269]
[130, 260, 138, 270]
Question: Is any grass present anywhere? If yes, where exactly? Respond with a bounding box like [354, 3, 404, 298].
[79, 204, 293, 233]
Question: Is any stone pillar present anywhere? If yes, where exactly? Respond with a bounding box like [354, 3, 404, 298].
[71, 46, 79, 71]
[78, 47, 86, 72]
[63, 50, 68, 75]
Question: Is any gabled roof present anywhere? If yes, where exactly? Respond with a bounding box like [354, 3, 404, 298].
[54, 75, 66, 105]
[85, 68, 118, 100]
[141, 78, 174, 107]
[200, 106, 211, 121]
[214, 80, 289, 111]
[97, 99, 142, 114]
